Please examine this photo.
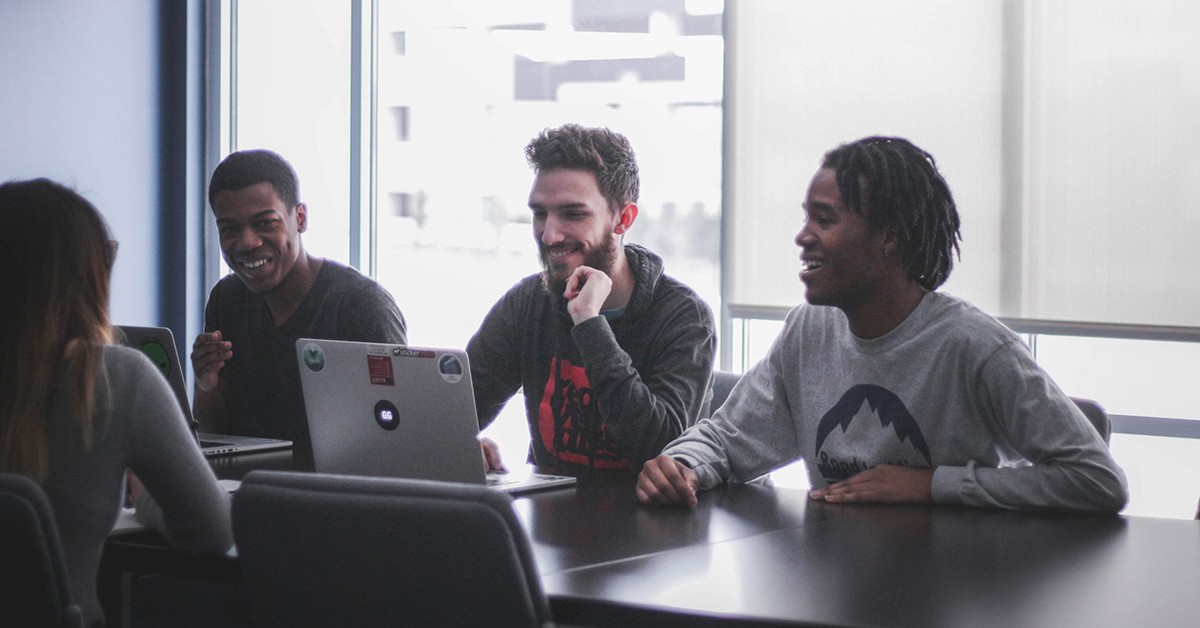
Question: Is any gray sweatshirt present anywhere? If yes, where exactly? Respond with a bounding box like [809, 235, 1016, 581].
[468, 244, 716, 472]
[44, 345, 233, 627]
[664, 291, 1129, 513]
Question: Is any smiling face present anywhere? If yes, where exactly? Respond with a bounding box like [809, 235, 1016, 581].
[213, 181, 307, 294]
[529, 168, 626, 295]
[795, 167, 893, 312]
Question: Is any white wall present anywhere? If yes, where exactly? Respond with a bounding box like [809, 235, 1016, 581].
[0, 0, 162, 325]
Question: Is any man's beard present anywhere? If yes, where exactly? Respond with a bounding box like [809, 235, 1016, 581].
[539, 233, 621, 297]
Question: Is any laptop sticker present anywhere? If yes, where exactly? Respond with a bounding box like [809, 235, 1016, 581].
[301, 342, 326, 372]
[438, 354, 464, 383]
[140, 340, 172, 377]
[393, 347, 435, 359]
[374, 399, 400, 430]
[368, 355, 395, 385]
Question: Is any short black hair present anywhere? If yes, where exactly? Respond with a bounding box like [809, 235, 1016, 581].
[207, 149, 300, 210]
[821, 136, 962, 290]
[524, 124, 639, 211]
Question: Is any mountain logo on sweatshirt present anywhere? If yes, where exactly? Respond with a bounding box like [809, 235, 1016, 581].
[536, 357, 629, 470]
[813, 384, 931, 482]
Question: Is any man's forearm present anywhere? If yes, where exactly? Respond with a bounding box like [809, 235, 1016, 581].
[193, 385, 230, 434]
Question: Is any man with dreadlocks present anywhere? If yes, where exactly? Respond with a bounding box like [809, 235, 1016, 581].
[468, 124, 716, 474]
[637, 136, 1128, 513]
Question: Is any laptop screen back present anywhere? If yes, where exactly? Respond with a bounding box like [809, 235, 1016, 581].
[296, 338, 487, 485]
[115, 325, 197, 429]
[115, 325, 292, 456]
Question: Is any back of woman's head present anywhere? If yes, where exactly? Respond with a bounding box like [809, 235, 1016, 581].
[0, 178, 114, 480]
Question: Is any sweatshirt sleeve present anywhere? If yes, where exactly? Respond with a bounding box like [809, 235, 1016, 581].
[124, 354, 234, 554]
[466, 286, 524, 429]
[930, 341, 1129, 513]
[662, 322, 803, 490]
[571, 295, 716, 468]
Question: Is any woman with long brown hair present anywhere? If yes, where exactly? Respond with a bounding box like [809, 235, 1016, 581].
[0, 178, 232, 627]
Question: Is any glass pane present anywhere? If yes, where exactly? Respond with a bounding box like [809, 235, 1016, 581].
[729, 317, 784, 373]
[374, 0, 724, 349]
[1109, 433, 1200, 519]
[234, 0, 352, 264]
[1035, 335, 1200, 421]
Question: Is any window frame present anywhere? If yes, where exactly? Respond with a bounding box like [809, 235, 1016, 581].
[204, 0, 1200, 441]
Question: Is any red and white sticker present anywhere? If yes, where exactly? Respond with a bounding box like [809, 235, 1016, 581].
[367, 355, 395, 386]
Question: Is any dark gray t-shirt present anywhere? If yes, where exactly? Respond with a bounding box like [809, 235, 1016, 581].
[204, 259, 407, 464]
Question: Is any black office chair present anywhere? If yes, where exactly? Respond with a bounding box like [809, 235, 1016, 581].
[232, 470, 555, 628]
[0, 473, 83, 628]
[707, 370, 742, 418]
[1069, 396, 1112, 445]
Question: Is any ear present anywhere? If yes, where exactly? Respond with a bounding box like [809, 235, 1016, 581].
[879, 225, 900, 258]
[295, 203, 309, 233]
[613, 203, 638, 235]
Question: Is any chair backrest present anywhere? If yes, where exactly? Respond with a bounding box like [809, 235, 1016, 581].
[0, 473, 82, 628]
[232, 470, 555, 628]
[1069, 396, 1111, 445]
[707, 370, 742, 418]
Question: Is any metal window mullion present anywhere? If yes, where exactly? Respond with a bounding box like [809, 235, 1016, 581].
[349, 0, 378, 276]
[203, 0, 234, 301]
[718, 5, 737, 372]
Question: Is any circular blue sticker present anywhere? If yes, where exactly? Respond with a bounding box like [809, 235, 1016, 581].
[301, 343, 326, 372]
[438, 354, 463, 383]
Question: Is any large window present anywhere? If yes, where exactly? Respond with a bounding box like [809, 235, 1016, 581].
[725, 0, 1200, 384]
[372, 1, 723, 349]
[224, 0, 354, 264]
[217, 0, 723, 350]
[214, 0, 1199, 519]
[219, 0, 724, 468]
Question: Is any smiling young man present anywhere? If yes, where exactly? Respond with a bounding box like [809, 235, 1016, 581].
[191, 149, 407, 465]
[467, 124, 716, 474]
[637, 136, 1128, 513]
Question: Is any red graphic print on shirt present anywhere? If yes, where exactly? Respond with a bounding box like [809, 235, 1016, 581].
[538, 357, 628, 469]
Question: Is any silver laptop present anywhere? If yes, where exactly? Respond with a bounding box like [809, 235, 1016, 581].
[115, 325, 292, 457]
[295, 338, 575, 495]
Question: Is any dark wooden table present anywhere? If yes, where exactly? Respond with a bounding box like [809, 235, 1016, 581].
[525, 475, 1200, 627]
[103, 450, 1200, 627]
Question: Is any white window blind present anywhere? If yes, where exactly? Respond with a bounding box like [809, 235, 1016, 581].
[726, 0, 1200, 331]
[1019, 0, 1200, 328]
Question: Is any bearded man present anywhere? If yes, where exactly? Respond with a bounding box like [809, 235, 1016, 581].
[467, 124, 716, 474]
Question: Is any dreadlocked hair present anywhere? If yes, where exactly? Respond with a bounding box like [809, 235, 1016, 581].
[822, 136, 962, 291]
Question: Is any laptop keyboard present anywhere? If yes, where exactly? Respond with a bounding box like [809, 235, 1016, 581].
[486, 474, 520, 487]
